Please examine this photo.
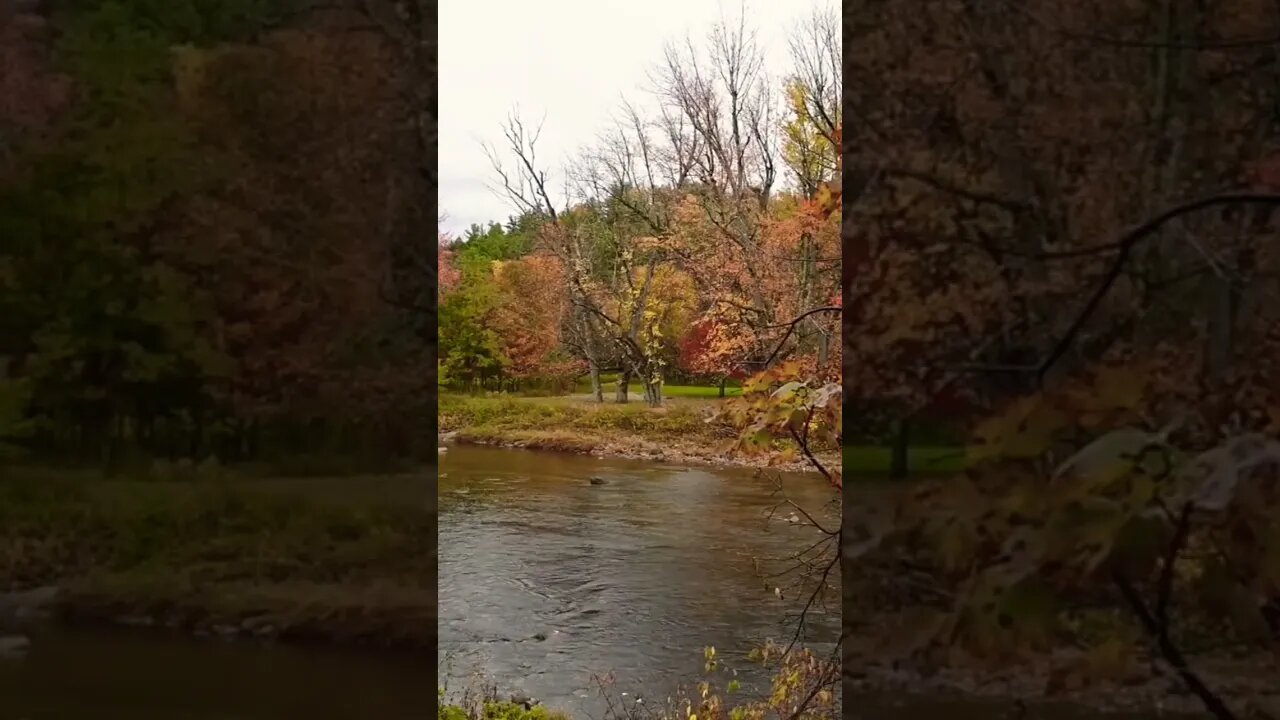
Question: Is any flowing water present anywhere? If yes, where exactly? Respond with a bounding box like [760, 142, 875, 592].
[0, 446, 1195, 719]
[0, 624, 434, 719]
[438, 443, 842, 717]
[438, 445, 1197, 720]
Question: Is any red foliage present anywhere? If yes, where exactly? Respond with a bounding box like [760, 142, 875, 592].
[438, 233, 460, 296]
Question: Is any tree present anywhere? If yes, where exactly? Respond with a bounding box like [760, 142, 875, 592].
[840, 0, 1280, 710]
[489, 253, 580, 387]
[439, 233, 461, 296]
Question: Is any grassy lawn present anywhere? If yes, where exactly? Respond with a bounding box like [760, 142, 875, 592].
[660, 384, 741, 398]
[572, 374, 742, 399]
[439, 393, 712, 438]
[842, 445, 969, 476]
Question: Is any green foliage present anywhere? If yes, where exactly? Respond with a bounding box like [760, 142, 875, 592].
[457, 223, 534, 265]
[841, 445, 967, 475]
[0, 0, 434, 466]
[438, 395, 707, 438]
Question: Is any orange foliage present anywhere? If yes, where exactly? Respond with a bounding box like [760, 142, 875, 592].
[489, 253, 577, 379]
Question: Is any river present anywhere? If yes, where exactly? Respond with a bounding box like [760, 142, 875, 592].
[439, 443, 842, 717]
[440, 444, 1202, 720]
[0, 624, 434, 719]
[0, 445, 1197, 719]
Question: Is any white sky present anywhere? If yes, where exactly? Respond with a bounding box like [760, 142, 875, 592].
[438, 0, 831, 238]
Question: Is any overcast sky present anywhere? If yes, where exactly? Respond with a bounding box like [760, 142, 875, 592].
[438, 0, 831, 238]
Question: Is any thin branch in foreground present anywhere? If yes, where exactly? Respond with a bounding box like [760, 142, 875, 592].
[1035, 192, 1280, 387]
[1112, 569, 1240, 720]
[760, 305, 841, 368]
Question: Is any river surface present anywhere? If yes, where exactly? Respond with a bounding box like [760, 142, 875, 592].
[0, 447, 1195, 719]
[0, 624, 434, 719]
[438, 443, 842, 717]
[440, 445, 1201, 720]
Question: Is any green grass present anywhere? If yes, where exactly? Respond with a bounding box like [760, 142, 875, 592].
[842, 445, 969, 475]
[660, 384, 742, 398]
[571, 374, 742, 399]
[439, 393, 713, 438]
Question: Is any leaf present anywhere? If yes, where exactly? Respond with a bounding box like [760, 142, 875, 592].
[770, 380, 804, 400]
[1053, 427, 1160, 486]
[1176, 434, 1280, 510]
[1227, 584, 1271, 644]
[1083, 637, 1131, 681]
[970, 397, 1068, 462]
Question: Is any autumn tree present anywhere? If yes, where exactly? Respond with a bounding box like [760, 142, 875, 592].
[0, 0, 437, 464]
[841, 0, 1280, 713]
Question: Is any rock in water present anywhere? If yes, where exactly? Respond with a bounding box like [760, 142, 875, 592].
[0, 585, 59, 624]
[0, 635, 30, 658]
[509, 694, 538, 710]
[589, 477, 606, 485]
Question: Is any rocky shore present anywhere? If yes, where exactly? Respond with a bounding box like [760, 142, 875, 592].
[440, 428, 839, 475]
[0, 474, 433, 654]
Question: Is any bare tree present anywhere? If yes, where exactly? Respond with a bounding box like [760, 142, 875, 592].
[787, 4, 840, 145]
[488, 111, 672, 406]
[654, 9, 776, 205]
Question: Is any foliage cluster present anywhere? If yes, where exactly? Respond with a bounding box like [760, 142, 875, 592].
[0, 1, 434, 467]
[439, 7, 841, 405]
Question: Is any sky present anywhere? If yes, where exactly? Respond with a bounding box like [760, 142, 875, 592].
[438, 0, 831, 238]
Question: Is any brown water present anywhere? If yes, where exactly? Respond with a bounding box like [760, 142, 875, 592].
[438, 443, 842, 717]
[439, 445, 1199, 720]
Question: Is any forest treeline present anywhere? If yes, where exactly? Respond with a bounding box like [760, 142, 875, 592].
[438, 9, 841, 406]
[0, 0, 435, 467]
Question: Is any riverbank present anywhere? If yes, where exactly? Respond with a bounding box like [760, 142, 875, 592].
[839, 582, 1280, 718]
[843, 639, 1280, 717]
[0, 470, 432, 650]
[438, 393, 840, 473]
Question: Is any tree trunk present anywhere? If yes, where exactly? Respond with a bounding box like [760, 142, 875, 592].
[889, 418, 910, 480]
[646, 375, 663, 407]
[616, 370, 631, 403]
[588, 360, 604, 403]
[719, 376, 727, 398]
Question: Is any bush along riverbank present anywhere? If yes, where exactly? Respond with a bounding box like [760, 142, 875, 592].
[439, 644, 837, 720]
[0, 471, 433, 650]
[438, 394, 839, 473]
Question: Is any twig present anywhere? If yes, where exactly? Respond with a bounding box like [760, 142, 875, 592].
[1156, 501, 1193, 641]
[1035, 192, 1280, 387]
[761, 306, 841, 368]
[1113, 571, 1240, 720]
[788, 426, 840, 491]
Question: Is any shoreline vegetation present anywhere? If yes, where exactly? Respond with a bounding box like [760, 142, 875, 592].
[0, 469, 433, 651]
[439, 391, 970, 477]
[439, 392, 844, 473]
